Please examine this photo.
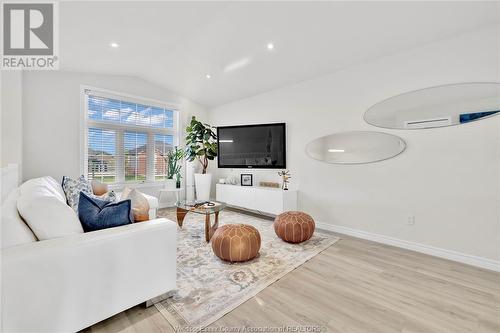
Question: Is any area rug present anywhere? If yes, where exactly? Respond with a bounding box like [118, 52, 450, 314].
[155, 208, 339, 330]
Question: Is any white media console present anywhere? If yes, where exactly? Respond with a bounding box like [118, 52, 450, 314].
[216, 183, 297, 216]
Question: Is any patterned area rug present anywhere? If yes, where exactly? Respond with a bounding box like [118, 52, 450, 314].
[155, 208, 339, 329]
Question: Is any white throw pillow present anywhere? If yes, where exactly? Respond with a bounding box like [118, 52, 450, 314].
[17, 177, 83, 240]
[120, 188, 150, 222]
[1, 188, 37, 249]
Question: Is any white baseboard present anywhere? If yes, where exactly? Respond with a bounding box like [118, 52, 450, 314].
[315, 221, 500, 272]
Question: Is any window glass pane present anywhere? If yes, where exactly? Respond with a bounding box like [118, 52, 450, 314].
[137, 104, 151, 126]
[102, 98, 120, 122]
[87, 128, 116, 183]
[150, 107, 165, 128]
[88, 96, 102, 120]
[88, 95, 173, 130]
[120, 101, 137, 125]
[124, 132, 148, 182]
[165, 109, 174, 128]
[154, 134, 174, 180]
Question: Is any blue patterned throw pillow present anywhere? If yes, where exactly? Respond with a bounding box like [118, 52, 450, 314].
[62, 175, 93, 212]
[78, 192, 133, 232]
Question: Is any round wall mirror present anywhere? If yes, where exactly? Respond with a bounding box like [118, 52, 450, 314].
[364, 83, 500, 129]
[306, 131, 406, 164]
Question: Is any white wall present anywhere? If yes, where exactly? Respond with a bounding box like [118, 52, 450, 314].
[1, 71, 23, 181]
[209, 25, 500, 263]
[21, 71, 208, 199]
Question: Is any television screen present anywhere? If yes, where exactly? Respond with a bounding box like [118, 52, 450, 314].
[217, 123, 286, 169]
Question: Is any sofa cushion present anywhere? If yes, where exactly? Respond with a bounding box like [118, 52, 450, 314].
[1, 188, 37, 249]
[17, 177, 84, 240]
[62, 175, 93, 212]
[90, 179, 108, 196]
[78, 192, 133, 232]
[120, 187, 150, 222]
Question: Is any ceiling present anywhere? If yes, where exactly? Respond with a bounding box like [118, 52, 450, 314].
[60, 1, 500, 107]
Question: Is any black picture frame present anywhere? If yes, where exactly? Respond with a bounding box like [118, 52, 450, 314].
[240, 174, 253, 186]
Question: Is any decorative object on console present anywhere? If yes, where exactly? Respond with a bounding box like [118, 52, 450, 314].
[160, 146, 184, 190]
[185, 116, 217, 201]
[274, 211, 315, 243]
[78, 192, 133, 232]
[240, 174, 253, 186]
[211, 224, 261, 262]
[120, 187, 150, 222]
[226, 176, 238, 185]
[218, 178, 226, 184]
[62, 175, 93, 212]
[277, 170, 291, 190]
[259, 181, 280, 188]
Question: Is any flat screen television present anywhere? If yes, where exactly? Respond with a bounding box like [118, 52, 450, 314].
[217, 123, 286, 169]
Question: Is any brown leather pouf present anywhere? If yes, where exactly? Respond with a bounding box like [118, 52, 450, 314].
[211, 224, 261, 262]
[274, 211, 315, 243]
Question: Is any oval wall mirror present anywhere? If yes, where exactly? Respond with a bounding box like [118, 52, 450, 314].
[306, 131, 406, 164]
[364, 83, 500, 129]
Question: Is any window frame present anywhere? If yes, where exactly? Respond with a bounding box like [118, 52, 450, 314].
[80, 85, 180, 186]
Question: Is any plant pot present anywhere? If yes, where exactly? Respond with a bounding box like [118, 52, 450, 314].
[165, 179, 176, 190]
[194, 173, 212, 201]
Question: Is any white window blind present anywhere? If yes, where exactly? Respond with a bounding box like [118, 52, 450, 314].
[88, 128, 117, 183]
[154, 134, 174, 181]
[84, 89, 179, 184]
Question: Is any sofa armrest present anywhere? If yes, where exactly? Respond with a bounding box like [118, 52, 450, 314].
[1, 218, 177, 333]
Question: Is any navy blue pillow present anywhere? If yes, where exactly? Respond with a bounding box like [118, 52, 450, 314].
[78, 192, 133, 232]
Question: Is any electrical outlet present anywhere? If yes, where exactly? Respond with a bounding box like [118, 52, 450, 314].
[407, 215, 415, 225]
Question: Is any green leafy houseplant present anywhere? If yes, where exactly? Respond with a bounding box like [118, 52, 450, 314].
[185, 116, 217, 174]
[160, 146, 184, 179]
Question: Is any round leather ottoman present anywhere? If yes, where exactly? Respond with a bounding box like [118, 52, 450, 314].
[211, 224, 261, 262]
[274, 211, 315, 243]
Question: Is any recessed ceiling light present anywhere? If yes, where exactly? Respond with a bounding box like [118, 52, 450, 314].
[205, 74, 211, 79]
[328, 149, 345, 153]
[110, 42, 119, 48]
[267, 42, 274, 50]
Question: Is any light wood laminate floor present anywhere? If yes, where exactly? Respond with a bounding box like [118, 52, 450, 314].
[83, 231, 500, 333]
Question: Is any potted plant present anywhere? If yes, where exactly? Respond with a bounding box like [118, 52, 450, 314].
[175, 172, 182, 189]
[160, 146, 184, 190]
[185, 116, 217, 201]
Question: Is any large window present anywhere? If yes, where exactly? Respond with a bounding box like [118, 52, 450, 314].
[84, 88, 178, 184]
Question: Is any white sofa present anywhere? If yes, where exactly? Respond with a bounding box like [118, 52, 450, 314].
[1, 168, 177, 333]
